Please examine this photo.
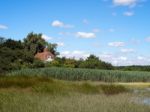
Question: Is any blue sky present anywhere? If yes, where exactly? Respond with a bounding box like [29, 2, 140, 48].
[0, 0, 150, 65]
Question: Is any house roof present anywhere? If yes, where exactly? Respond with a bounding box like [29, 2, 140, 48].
[34, 48, 55, 61]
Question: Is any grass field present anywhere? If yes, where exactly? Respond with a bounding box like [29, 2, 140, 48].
[0, 92, 150, 112]
[0, 75, 150, 112]
[8, 67, 150, 82]
[1, 68, 150, 112]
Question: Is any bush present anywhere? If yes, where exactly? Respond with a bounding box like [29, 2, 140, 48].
[32, 59, 45, 68]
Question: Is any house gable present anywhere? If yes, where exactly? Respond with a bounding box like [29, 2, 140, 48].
[34, 48, 55, 62]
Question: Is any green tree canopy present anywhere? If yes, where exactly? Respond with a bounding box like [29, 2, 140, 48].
[79, 54, 113, 69]
[24, 32, 47, 55]
[2, 39, 23, 50]
[47, 43, 59, 56]
[24, 32, 59, 56]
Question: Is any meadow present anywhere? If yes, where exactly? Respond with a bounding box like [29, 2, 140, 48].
[0, 76, 149, 112]
[0, 68, 150, 112]
[0, 92, 150, 112]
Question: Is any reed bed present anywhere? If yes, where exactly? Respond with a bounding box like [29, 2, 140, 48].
[7, 67, 150, 82]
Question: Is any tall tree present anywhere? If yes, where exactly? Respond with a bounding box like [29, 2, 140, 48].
[24, 32, 47, 55]
[47, 43, 59, 56]
[79, 54, 113, 69]
[2, 39, 23, 50]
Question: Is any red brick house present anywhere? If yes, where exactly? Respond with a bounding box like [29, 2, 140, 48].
[34, 48, 55, 62]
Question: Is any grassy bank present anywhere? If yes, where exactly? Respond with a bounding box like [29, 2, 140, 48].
[8, 67, 150, 82]
[0, 76, 150, 112]
[0, 76, 127, 95]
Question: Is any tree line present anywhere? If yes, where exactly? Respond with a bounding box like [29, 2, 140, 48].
[1, 32, 149, 74]
[0, 32, 114, 73]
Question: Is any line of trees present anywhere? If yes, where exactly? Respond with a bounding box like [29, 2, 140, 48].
[3, 32, 150, 73]
[0, 32, 58, 73]
[116, 65, 150, 71]
[0, 32, 114, 73]
[2, 32, 150, 73]
[48, 55, 114, 70]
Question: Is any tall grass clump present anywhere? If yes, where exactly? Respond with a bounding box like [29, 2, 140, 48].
[100, 84, 127, 95]
[8, 67, 150, 82]
[0, 76, 53, 88]
[0, 76, 127, 95]
[72, 83, 100, 94]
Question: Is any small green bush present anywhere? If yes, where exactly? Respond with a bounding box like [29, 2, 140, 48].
[32, 59, 45, 68]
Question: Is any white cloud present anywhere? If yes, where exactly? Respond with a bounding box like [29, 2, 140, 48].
[108, 41, 125, 47]
[52, 20, 63, 27]
[60, 50, 90, 59]
[99, 53, 129, 66]
[137, 56, 144, 60]
[76, 32, 96, 38]
[123, 11, 134, 16]
[60, 51, 150, 66]
[119, 56, 127, 61]
[57, 42, 64, 47]
[99, 52, 150, 66]
[120, 48, 135, 53]
[113, 0, 137, 6]
[61, 51, 70, 55]
[0, 24, 8, 30]
[42, 34, 52, 40]
[135, 56, 150, 65]
[51, 20, 73, 28]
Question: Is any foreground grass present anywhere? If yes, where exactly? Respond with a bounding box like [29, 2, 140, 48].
[0, 92, 150, 112]
[0, 76, 149, 112]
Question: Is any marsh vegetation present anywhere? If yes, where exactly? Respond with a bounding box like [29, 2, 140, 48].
[0, 75, 150, 112]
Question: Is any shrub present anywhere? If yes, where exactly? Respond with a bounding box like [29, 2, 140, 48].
[32, 59, 45, 68]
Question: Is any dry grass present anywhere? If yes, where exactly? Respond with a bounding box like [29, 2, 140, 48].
[117, 82, 150, 88]
[0, 76, 149, 112]
[0, 76, 128, 95]
[0, 92, 149, 112]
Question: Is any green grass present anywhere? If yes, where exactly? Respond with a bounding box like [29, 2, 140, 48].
[8, 67, 150, 82]
[0, 76, 149, 112]
[100, 84, 127, 95]
[0, 92, 150, 112]
[0, 76, 53, 88]
[0, 76, 127, 95]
